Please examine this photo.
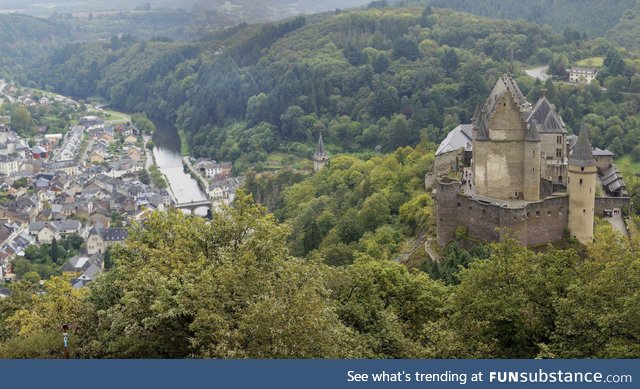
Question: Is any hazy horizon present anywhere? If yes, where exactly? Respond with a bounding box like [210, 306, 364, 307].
[0, 0, 373, 17]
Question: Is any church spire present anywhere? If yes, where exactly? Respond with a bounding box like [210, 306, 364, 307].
[315, 133, 326, 158]
[313, 133, 329, 172]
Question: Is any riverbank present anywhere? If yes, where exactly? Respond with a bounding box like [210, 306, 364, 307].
[142, 134, 177, 203]
[179, 128, 190, 156]
[94, 105, 207, 204]
[182, 156, 209, 196]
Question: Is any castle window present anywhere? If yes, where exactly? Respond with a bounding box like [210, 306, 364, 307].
[583, 209, 586, 213]
[547, 211, 551, 216]
[536, 211, 540, 217]
[559, 207, 564, 215]
[556, 149, 562, 158]
[526, 212, 530, 218]
[579, 179, 583, 185]
[482, 209, 487, 214]
[557, 136, 562, 144]
[581, 167, 584, 171]
[559, 175, 563, 182]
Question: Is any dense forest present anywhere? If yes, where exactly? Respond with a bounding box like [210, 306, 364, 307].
[1, 193, 638, 358]
[26, 6, 640, 173]
[411, 0, 638, 44]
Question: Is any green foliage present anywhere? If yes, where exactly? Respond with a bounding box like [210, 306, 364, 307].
[148, 165, 167, 189]
[10, 106, 33, 135]
[131, 112, 156, 133]
[275, 145, 435, 261]
[1, 196, 640, 358]
[11, 177, 28, 189]
[423, 0, 636, 38]
[79, 193, 364, 358]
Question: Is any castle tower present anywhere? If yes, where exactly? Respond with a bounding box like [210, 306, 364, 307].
[567, 128, 596, 244]
[313, 133, 329, 172]
[472, 75, 537, 200]
[523, 121, 541, 201]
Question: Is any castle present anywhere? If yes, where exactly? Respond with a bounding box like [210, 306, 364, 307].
[433, 75, 631, 246]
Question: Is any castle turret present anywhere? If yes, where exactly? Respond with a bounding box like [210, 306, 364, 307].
[523, 121, 541, 201]
[567, 128, 596, 244]
[313, 133, 329, 172]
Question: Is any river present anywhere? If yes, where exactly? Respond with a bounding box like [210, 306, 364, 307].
[151, 119, 207, 205]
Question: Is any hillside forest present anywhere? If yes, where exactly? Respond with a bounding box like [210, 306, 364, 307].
[1, 2, 640, 359]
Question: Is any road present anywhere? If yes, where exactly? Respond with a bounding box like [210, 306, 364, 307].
[604, 213, 629, 238]
[525, 66, 550, 81]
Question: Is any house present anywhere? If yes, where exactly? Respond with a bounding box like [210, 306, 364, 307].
[45, 133, 64, 144]
[54, 220, 83, 236]
[79, 116, 104, 127]
[86, 226, 128, 255]
[28, 221, 60, 243]
[126, 147, 142, 162]
[37, 189, 56, 203]
[50, 160, 80, 176]
[0, 156, 19, 176]
[569, 67, 598, 84]
[100, 133, 115, 144]
[90, 150, 107, 164]
[197, 160, 233, 178]
[89, 207, 111, 227]
[62, 253, 104, 276]
[31, 145, 48, 159]
[61, 253, 104, 288]
[124, 135, 138, 144]
[58, 148, 75, 162]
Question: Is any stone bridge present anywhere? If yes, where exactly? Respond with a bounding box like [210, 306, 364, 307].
[173, 199, 212, 215]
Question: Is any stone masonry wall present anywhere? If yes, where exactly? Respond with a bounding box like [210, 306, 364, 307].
[437, 180, 569, 246]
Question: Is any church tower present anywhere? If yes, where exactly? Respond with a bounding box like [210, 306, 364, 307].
[313, 133, 329, 172]
[567, 128, 596, 244]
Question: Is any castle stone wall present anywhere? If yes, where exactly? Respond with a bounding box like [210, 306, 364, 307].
[595, 196, 631, 216]
[436, 179, 569, 246]
[474, 140, 526, 200]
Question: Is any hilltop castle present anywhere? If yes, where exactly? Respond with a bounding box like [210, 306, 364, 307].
[433, 75, 631, 246]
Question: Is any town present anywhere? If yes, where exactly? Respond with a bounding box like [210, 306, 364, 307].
[0, 81, 241, 291]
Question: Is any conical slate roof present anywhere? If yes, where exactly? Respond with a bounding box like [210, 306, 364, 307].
[315, 133, 326, 157]
[569, 128, 596, 167]
[524, 122, 541, 142]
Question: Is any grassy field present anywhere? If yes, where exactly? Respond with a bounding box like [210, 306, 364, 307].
[265, 152, 309, 170]
[575, 56, 604, 67]
[615, 154, 640, 173]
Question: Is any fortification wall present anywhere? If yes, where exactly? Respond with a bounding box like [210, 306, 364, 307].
[595, 196, 632, 216]
[436, 180, 569, 246]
